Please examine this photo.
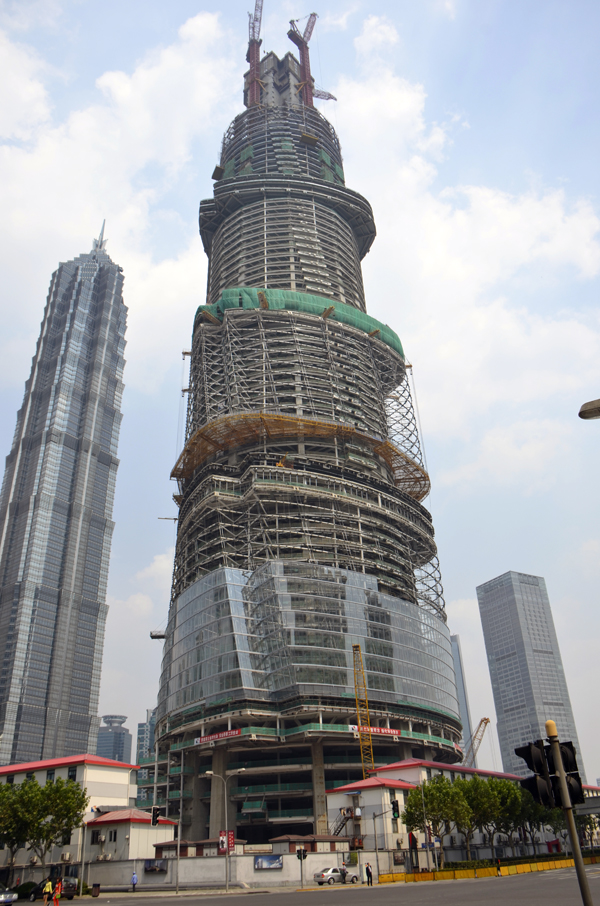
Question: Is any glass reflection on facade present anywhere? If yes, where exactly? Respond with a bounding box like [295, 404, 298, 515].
[0, 229, 126, 764]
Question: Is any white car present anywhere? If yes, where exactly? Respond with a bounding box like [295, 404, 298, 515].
[0, 884, 18, 905]
[313, 867, 359, 885]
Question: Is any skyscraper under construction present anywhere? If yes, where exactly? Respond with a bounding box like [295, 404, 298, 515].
[0, 228, 126, 764]
[151, 9, 461, 843]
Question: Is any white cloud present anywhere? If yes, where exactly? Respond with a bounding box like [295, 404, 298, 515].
[440, 419, 572, 490]
[320, 5, 359, 31]
[0, 0, 63, 32]
[331, 55, 600, 442]
[354, 15, 399, 59]
[0, 29, 50, 139]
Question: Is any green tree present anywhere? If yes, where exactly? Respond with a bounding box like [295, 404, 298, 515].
[519, 790, 546, 854]
[0, 783, 30, 883]
[487, 778, 522, 854]
[402, 776, 460, 868]
[453, 774, 499, 859]
[25, 778, 89, 868]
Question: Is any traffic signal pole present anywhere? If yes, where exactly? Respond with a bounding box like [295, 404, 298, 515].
[545, 720, 594, 906]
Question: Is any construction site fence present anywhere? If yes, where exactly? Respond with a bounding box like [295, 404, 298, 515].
[379, 854, 600, 883]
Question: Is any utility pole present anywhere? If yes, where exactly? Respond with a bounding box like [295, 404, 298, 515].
[545, 720, 593, 906]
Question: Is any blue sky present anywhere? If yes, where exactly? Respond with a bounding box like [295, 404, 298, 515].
[1, 0, 599, 779]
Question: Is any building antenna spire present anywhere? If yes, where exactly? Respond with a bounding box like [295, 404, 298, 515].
[93, 220, 107, 251]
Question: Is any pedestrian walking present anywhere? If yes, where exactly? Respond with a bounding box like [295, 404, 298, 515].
[340, 865, 347, 884]
[42, 878, 53, 906]
[497, 858, 502, 877]
[365, 863, 373, 886]
[52, 877, 62, 906]
[131, 872, 138, 892]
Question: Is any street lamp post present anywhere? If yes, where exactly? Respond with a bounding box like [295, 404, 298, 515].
[205, 768, 245, 892]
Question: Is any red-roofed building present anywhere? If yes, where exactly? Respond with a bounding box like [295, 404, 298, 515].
[0, 753, 139, 874]
[86, 809, 176, 862]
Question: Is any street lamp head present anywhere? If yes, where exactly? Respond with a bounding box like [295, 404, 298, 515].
[236, 768, 246, 773]
[578, 398, 600, 420]
[205, 770, 214, 776]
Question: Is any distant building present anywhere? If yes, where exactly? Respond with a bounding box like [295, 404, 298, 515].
[97, 715, 132, 764]
[476, 571, 585, 780]
[450, 634, 475, 765]
[137, 708, 157, 763]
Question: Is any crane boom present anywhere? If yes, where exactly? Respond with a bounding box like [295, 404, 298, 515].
[303, 12, 318, 42]
[462, 717, 490, 768]
[352, 643, 375, 778]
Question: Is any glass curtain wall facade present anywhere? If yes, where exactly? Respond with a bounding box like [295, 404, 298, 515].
[0, 232, 127, 764]
[152, 48, 461, 844]
[477, 570, 585, 780]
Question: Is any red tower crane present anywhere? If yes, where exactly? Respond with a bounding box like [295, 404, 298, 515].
[247, 0, 264, 106]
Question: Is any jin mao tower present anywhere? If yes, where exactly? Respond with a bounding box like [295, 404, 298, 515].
[0, 227, 127, 764]
[152, 10, 461, 844]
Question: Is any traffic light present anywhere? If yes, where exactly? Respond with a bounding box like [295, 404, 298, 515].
[514, 740, 554, 807]
[151, 806, 160, 826]
[296, 848, 307, 860]
[391, 799, 400, 819]
[547, 741, 585, 807]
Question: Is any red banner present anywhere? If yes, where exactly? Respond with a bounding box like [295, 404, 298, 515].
[348, 725, 401, 736]
[194, 729, 242, 746]
[228, 830, 235, 852]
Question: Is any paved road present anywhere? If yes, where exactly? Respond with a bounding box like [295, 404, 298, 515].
[92, 865, 600, 906]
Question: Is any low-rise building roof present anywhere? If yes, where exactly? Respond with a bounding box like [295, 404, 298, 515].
[369, 758, 521, 781]
[326, 777, 416, 794]
[269, 834, 352, 843]
[87, 808, 176, 826]
[0, 753, 139, 776]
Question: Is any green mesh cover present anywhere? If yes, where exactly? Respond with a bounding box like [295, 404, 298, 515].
[194, 287, 404, 359]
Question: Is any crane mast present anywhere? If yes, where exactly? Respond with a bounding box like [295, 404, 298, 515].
[288, 13, 318, 107]
[247, 0, 264, 106]
[352, 644, 375, 779]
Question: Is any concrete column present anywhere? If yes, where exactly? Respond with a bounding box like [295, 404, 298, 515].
[312, 740, 328, 835]
[208, 747, 228, 838]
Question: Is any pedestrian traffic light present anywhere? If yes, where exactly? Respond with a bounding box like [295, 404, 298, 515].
[296, 848, 307, 860]
[151, 806, 160, 826]
[514, 740, 554, 807]
[391, 799, 400, 819]
[546, 741, 585, 807]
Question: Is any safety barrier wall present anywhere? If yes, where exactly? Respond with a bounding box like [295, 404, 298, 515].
[378, 856, 600, 883]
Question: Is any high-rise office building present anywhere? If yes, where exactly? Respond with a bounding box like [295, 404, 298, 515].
[477, 570, 585, 780]
[450, 634, 475, 765]
[96, 714, 132, 763]
[137, 707, 156, 762]
[0, 227, 127, 764]
[150, 19, 461, 843]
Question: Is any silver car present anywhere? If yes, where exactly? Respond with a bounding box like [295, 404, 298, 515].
[0, 884, 18, 905]
[313, 867, 359, 885]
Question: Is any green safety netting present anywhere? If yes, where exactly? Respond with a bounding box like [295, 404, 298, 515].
[193, 287, 404, 359]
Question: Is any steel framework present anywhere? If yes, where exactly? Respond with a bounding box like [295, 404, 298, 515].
[353, 644, 375, 778]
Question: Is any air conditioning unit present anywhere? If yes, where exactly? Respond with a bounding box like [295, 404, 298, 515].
[104, 853, 112, 861]
[250, 734, 257, 740]
[209, 742, 215, 748]
[61, 853, 72, 862]
[353, 733, 360, 739]
[29, 856, 38, 865]
[96, 854, 105, 862]
[98, 834, 106, 843]
[278, 736, 285, 743]
[393, 736, 400, 742]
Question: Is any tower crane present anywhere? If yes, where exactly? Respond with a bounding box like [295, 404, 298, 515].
[246, 0, 264, 106]
[462, 717, 490, 769]
[288, 13, 336, 106]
